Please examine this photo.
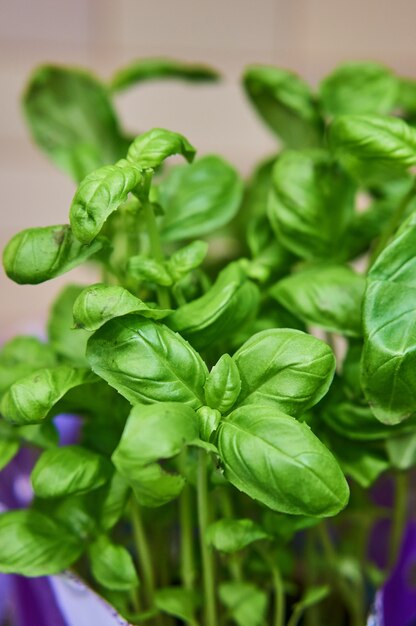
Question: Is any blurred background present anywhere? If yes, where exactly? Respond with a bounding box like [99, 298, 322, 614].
[1, 0, 416, 338]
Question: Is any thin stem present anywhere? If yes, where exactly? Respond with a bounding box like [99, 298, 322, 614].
[218, 489, 243, 581]
[143, 201, 171, 309]
[180, 484, 195, 591]
[287, 607, 303, 626]
[197, 450, 217, 626]
[130, 497, 159, 619]
[271, 562, 285, 626]
[389, 471, 408, 569]
[369, 178, 416, 266]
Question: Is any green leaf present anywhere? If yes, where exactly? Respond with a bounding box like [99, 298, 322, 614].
[320, 62, 398, 116]
[31, 445, 112, 498]
[167, 241, 208, 281]
[197, 406, 222, 442]
[18, 421, 59, 449]
[23, 65, 127, 182]
[167, 263, 259, 350]
[217, 405, 349, 516]
[126, 128, 195, 169]
[0, 438, 19, 470]
[386, 431, 416, 470]
[206, 519, 268, 553]
[130, 464, 185, 507]
[155, 587, 198, 624]
[397, 77, 416, 116]
[112, 403, 199, 471]
[0, 509, 82, 575]
[232, 329, 335, 416]
[92, 472, 130, 531]
[48, 284, 90, 365]
[219, 581, 268, 626]
[270, 265, 365, 337]
[0, 337, 56, 398]
[73, 283, 172, 331]
[329, 114, 416, 184]
[293, 585, 330, 612]
[362, 220, 416, 423]
[159, 155, 243, 241]
[127, 256, 173, 286]
[69, 161, 143, 244]
[89, 535, 139, 591]
[204, 354, 241, 413]
[3, 225, 106, 285]
[268, 149, 355, 260]
[1, 366, 98, 424]
[110, 57, 219, 92]
[87, 316, 208, 408]
[243, 65, 323, 148]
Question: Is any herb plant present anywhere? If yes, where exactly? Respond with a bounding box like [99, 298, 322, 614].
[1, 58, 416, 626]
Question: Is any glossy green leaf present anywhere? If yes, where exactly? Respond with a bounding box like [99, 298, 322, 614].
[233, 329, 335, 416]
[155, 587, 198, 624]
[112, 403, 199, 471]
[23, 65, 127, 181]
[48, 284, 90, 365]
[197, 406, 222, 442]
[268, 149, 355, 260]
[89, 535, 138, 591]
[87, 316, 208, 408]
[126, 128, 195, 169]
[0, 438, 19, 470]
[0, 337, 56, 398]
[127, 256, 173, 286]
[110, 57, 219, 92]
[31, 445, 112, 498]
[243, 65, 323, 148]
[167, 263, 259, 350]
[3, 225, 106, 285]
[1, 366, 98, 424]
[167, 241, 208, 281]
[219, 581, 268, 626]
[159, 155, 243, 241]
[206, 518, 268, 553]
[270, 265, 365, 337]
[320, 62, 398, 116]
[130, 464, 185, 507]
[204, 354, 241, 413]
[217, 405, 349, 516]
[362, 220, 416, 423]
[73, 283, 171, 331]
[69, 161, 143, 244]
[0, 509, 82, 575]
[329, 114, 416, 184]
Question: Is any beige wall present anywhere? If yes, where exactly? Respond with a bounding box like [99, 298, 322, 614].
[1, 0, 415, 338]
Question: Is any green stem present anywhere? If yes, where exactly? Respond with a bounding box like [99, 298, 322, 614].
[143, 202, 171, 309]
[287, 607, 303, 626]
[130, 497, 159, 620]
[389, 471, 408, 569]
[218, 489, 243, 581]
[271, 562, 285, 626]
[180, 484, 195, 591]
[369, 178, 416, 266]
[197, 450, 216, 626]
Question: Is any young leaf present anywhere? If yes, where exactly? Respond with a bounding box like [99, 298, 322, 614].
[197, 406, 222, 441]
[3, 225, 106, 284]
[204, 354, 241, 413]
[0, 337, 56, 398]
[130, 464, 185, 507]
[69, 161, 143, 244]
[167, 241, 208, 281]
[219, 581, 268, 626]
[1, 366, 98, 424]
[155, 587, 198, 624]
[243, 65, 323, 148]
[0, 438, 19, 470]
[127, 256, 173, 286]
[232, 329, 335, 416]
[159, 155, 243, 241]
[206, 519, 268, 553]
[320, 62, 398, 116]
[23, 65, 127, 181]
[167, 263, 259, 350]
[329, 114, 416, 184]
[270, 265, 365, 337]
[88, 535, 139, 591]
[268, 149, 355, 260]
[110, 57, 219, 92]
[386, 431, 416, 470]
[0, 509, 82, 576]
[217, 405, 349, 516]
[112, 403, 199, 471]
[31, 445, 112, 498]
[48, 284, 90, 366]
[73, 283, 172, 331]
[362, 220, 416, 423]
[126, 128, 196, 169]
[86, 316, 208, 408]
